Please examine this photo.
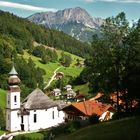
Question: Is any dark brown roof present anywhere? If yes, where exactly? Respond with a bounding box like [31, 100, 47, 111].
[8, 75, 20, 85]
[22, 88, 66, 110]
[8, 85, 21, 92]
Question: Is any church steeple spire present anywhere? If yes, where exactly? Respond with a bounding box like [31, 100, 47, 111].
[9, 65, 18, 75]
[8, 65, 20, 85]
[6, 65, 21, 131]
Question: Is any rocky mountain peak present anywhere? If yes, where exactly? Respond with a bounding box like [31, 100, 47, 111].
[28, 7, 103, 42]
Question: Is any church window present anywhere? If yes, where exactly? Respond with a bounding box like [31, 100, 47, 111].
[52, 111, 54, 119]
[14, 95, 17, 102]
[21, 116, 24, 123]
[34, 114, 37, 123]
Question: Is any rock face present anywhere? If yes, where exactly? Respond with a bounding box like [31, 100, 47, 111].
[28, 7, 103, 42]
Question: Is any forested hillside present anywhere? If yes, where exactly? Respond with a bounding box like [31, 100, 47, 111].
[0, 10, 88, 98]
[0, 10, 92, 57]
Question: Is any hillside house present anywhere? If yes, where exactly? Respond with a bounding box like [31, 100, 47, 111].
[52, 88, 61, 97]
[64, 85, 72, 91]
[54, 72, 64, 80]
[63, 100, 114, 122]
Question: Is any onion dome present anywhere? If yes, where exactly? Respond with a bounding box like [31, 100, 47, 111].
[8, 66, 20, 85]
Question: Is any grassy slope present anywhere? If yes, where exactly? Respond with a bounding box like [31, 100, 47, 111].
[0, 130, 5, 135]
[55, 116, 140, 140]
[13, 132, 44, 140]
[22, 50, 84, 83]
[0, 50, 84, 109]
[0, 89, 6, 109]
[73, 83, 90, 94]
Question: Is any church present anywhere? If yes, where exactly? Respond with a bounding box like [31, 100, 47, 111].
[6, 66, 66, 132]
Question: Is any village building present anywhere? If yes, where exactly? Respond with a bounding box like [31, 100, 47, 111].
[89, 92, 104, 101]
[63, 100, 115, 122]
[54, 72, 64, 80]
[66, 90, 76, 100]
[64, 85, 72, 91]
[6, 66, 66, 132]
[52, 88, 61, 97]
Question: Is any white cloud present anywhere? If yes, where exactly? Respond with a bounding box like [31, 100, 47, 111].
[0, 1, 57, 12]
[85, 0, 94, 3]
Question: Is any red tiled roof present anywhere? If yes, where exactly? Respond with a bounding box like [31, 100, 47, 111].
[89, 92, 104, 100]
[71, 100, 113, 116]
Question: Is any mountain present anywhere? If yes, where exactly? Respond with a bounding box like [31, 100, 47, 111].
[0, 10, 92, 58]
[28, 7, 103, 42]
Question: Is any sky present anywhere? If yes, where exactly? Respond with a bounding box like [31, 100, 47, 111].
[0, 0, 139, 22]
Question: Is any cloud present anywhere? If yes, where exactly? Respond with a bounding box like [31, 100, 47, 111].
[85, 0, 94, 3]
[84, 0, 140, 3]
[0, 1, 57, 12]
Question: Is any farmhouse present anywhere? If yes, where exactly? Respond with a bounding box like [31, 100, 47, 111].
[6, 66, 66, 132]
[63, 100, 114, 122]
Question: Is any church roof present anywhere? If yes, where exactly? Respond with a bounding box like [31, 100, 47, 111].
[9, 65, 18, 75]
[22, 88, 66, 110]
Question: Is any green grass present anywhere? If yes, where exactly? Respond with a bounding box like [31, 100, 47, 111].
[0, 89, 6, 109]
[0, 130, 5, 135]
[55, 116, 140, 140]
[13, 132, 44, 140]
[73, 83, 90, 94]
[58, 66, 83, 78]
[22, 50, 84, 84]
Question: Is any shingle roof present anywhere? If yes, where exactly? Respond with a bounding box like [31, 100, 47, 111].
[22, 88, 67, 110]
[22, 88, 57, 110]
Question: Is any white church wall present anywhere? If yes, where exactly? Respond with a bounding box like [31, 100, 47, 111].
[6, 110, 11, 131]
[6, 110, 21, 132]
[7, 92, 20, 109]
[27, 107, 65, 131]
[22, 115, 29, 131]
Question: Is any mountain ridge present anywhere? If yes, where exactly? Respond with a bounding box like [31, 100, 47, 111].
[28, 7, 103, 42]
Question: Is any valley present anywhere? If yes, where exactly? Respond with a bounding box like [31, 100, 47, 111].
[0, 2, 140, 140]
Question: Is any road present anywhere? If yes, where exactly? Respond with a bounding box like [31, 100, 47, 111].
[44, 66, 62, 90]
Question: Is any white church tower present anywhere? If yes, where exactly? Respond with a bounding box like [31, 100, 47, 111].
[6, 66, 21, 132]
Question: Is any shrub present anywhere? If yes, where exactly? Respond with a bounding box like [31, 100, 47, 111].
[89, 115, 99, 124]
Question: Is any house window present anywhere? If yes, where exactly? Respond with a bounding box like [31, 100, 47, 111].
[34, 114, 37, 123]
[21, 116, 24, 123]
[52, 111, 54, 119]
[14, 95, 17, 102]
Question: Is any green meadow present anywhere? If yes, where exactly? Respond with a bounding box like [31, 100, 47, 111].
[55, 116, 140, 140]
[0, 89, 6, 109]
[22, 50, 84, 84]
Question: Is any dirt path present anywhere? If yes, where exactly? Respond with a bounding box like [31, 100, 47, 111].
[44, 66, 62, 90]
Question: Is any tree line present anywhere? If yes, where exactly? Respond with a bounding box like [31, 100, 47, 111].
[78, 12, 140, 113]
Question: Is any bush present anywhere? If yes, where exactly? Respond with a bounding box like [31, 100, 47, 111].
[13, 133, 44, 140]
[66, 121, 81, 133]
[89, 115, 99, 124]
[50, 121, 81, 136]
